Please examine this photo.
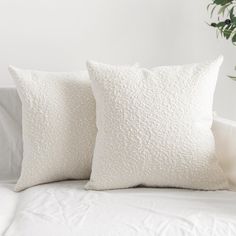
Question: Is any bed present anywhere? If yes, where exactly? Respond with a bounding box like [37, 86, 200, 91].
[1, 180, 236, 236]
[1, 88, 236, 236]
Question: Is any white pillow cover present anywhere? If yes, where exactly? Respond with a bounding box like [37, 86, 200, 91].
[86, 57, 228, 191]
[212, 115, 236, 189]
[9, 67, 96, 191]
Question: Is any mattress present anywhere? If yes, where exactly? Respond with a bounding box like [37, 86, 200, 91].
[3, 180, 236, 236]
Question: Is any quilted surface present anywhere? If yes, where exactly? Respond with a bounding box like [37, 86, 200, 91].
[9, 67, 96, 191]
[86, 58, 228, 190]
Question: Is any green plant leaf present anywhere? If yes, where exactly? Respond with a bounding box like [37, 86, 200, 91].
[211, 5, 218, 17]
[228, 75, 236, 80]
[217, 21, 227, 27]
[207, 3, 214, 11]
[213, 0, 233, 6]
[232, 32, 236, 43]
[218, 3, 231, 15]
[230, 7, 235, 19]
[208, 1, 236, 81]
[223, 28, 232, 39]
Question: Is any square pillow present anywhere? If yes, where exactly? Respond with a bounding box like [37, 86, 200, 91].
[9, 67, 96, 191]
[86, 57, 228, 191]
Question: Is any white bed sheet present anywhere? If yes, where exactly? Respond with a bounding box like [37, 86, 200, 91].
[3, 180, 236, 236]
[0, 181, 18, 236]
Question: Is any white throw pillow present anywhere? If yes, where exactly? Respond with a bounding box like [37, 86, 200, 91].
[212, 115, 236, 189]
[9, 67, 96, 191]
[86, 57, 228, 191]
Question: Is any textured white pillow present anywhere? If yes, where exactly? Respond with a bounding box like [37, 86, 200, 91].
[86, 57, 228, 191]
[9, 67, 96, 191]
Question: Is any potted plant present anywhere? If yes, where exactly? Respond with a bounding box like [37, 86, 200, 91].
[208, 0, 236, 80]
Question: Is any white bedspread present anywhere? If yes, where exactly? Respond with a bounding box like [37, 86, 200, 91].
[0, 182, 18, 236]
[3, 180, 236, 236]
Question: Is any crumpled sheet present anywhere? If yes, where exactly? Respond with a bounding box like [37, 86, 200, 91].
[4, 180, 236, 236]
[0, 89, 22, 181]
[0, 181, 18, 236]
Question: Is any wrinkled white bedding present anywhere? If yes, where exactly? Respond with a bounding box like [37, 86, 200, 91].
[3, 180, 236, 236]
[0, 181, 18, 236]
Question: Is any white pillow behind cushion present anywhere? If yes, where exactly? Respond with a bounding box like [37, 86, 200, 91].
[86, 57, 228, 191]
[9, 67, 96, 191]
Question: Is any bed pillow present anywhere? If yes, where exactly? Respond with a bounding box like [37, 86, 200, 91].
[9, 67, 96, 191]
[86, 57, 228, 191]
[212, 115, 236, 189]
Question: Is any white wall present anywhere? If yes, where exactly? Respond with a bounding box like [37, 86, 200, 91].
[0, 0, 235, 120]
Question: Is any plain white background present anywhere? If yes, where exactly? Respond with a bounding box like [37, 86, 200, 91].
[0, 0, 235, 119]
